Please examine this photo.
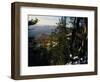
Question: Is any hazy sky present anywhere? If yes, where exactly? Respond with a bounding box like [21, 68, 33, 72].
[28, 15, 60, 26]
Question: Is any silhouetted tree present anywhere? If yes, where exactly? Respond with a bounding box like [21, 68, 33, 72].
[28, 18, 39, 26]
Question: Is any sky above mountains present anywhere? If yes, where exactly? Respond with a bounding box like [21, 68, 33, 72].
[28, 15, 60, 26]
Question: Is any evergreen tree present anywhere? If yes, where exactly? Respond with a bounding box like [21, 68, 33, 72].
[69, 17, 88, 64]
[48, 17, 88, 65]
[49, 16, 70, 65]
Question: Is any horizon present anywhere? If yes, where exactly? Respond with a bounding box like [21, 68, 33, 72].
[28, 15, 60, 26]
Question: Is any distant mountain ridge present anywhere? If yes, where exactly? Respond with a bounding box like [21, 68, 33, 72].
[28, 25, 56, 37]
